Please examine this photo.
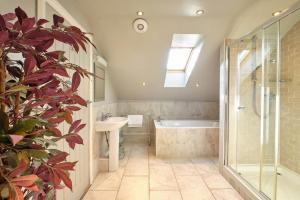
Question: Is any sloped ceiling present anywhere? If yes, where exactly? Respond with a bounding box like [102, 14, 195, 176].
[73, 0, 255, 101]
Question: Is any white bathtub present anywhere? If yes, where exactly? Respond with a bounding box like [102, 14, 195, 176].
[154, 120, 219, 128]
[154, 120, 219, 158]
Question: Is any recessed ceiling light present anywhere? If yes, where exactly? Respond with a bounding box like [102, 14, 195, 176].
[272, 11, 282, 17]
[196, 10, 205, 16]
[137, 11, 144, 16]
[142, 82, 146, 86]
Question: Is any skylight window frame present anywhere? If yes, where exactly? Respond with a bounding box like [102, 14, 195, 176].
[166, 47, 194, 72]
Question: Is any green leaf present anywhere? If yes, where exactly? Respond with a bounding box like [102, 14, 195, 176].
[0, 110, 9, 133]
[45, 189, 55, 200]
[34, 137, 57, 147]
[5, 85, 30, 94]
[10, 118, 40, 133]
[24, 149, 49, 159]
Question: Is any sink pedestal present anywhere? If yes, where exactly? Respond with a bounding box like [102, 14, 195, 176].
[109, 130, 119, 171]
[95, 117, 128, 172]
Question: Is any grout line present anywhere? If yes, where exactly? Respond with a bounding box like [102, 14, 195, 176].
[148, 144, 150, 200]
[114, 144, 132, 200]
[170, 160, 184, 200]
[192, 158, 217, 200]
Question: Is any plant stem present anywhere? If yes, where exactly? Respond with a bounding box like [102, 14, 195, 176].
[0, 49, 6, 112]
[14, 77, 23, 118]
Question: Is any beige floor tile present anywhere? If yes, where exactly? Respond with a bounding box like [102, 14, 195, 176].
[149, 154, 170, 166]
[192, 159, 219, 176]
[212, 189, 244, 200]
[171, 160, 198, 176]
[83, 191, 117, 200]
[124, 158, 148, 175]
[177, 176, 214, 200]
[203, 174, 232, 189]
[150, 191, 182, 200]
[150, 164, 178, 190]
[116, 176, 149, 200]
[90, 168, 124, 190]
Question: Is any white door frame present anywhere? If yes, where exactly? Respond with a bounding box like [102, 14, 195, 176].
[36, 0, 94, 185]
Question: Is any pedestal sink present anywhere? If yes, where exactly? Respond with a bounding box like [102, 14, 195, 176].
[95, 117, 128, 171]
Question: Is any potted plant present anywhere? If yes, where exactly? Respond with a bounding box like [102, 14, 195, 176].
[0, 7, 94, 199]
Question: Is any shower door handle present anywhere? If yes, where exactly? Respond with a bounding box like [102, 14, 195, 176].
[237, 106, 246, 110]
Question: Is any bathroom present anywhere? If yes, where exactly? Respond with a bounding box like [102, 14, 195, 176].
[0, 0, 300, 200]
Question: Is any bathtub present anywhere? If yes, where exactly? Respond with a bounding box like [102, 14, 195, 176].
[154, 120, 219, 158]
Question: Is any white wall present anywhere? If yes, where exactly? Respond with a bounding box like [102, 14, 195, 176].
[1, 0, 35, 16]
[228, 0, 299, 39]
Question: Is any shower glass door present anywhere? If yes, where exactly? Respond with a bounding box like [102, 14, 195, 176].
[261, 22, 280, 199]
[226, 6, 300, 200]
[236, 32, 262, 190]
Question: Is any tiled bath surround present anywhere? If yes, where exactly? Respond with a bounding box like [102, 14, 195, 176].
[155, 127, 219, 158]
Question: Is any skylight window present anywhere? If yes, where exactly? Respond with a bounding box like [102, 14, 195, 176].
[167, 48, 192, 70]
[164, 34, 203, 87]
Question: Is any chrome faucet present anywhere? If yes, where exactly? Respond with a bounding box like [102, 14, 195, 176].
[101, 112, 112, 121]
[157, 116, 161, 122]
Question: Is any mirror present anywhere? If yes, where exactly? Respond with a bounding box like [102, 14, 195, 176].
[94, 61, 105, 102]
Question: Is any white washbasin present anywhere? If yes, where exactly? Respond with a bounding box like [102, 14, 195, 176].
[95, 117, 128, 132]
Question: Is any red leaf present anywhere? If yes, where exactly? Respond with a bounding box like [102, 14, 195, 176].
[40, 60, 55, 68]
[24, 184, 39, 192]
[66, 134, 83, 149]
[9, 186, 24, 200]
[12, 175, 39, 187]
[36, 18, 49, 26]
[73, 95, 87, 107]
[46, 66, 69, 77]
[48, 127, 62, 137]
[51, 170, 61, 189]
[0, 31, 9, 43]
[24, 71, 51, 82]
[69, 120, 81, 133]
[0, 15, 7, 30]
[24, 55, 36, 75]
[48, 152, 68, 165]
[9, 160, 28, 178]
[46, 51, 65, 60]
[71, 71, 81, 91]
[26, 30, 53, 41]
[15, 7, 28, 23]
[67, 26, 82, 34]
[41, 107, 59, 119]
[74, 124, 86, 133]
[21, 17, 35, 33]
[66, 106, 81, 111]
[48, 117, 65, 124]
[3, 13, 16, 21]
[55, 169, 72, 190]
[53, 14, 64, 27]
[55, 162, 77, 171]
[36, 38, 54, 51]
[9, 135, 24, 146]
[53, 30, 79, 52]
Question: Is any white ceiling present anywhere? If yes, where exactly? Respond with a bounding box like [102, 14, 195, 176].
[73, 0, 255, 101]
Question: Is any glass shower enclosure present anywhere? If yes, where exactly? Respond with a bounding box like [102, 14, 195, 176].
[226, 8, 300, 200]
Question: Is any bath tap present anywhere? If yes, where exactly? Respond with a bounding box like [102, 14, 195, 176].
[101, 112, 112, 121]
[157, 116, 161, 122]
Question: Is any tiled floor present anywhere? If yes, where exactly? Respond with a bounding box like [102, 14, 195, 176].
[83, 142, 243, 200]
